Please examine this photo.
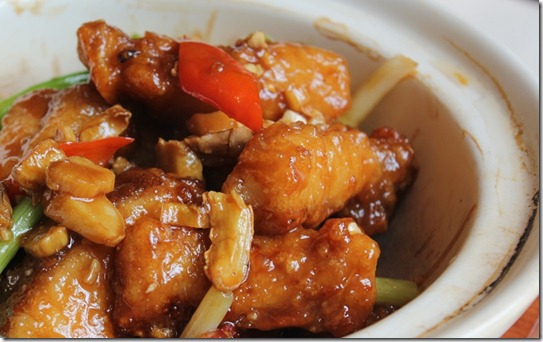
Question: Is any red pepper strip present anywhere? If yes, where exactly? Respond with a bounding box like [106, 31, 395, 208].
[58, 136, 134, 166]
[178, 41, 263, 132]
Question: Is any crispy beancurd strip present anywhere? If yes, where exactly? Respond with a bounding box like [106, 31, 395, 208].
[160, 202, 210, 228]
[339, 55, 417, 127]
[45, 193, 125, 247]
[11, 139, 66, 192]
[22, 224, 69, 258]
[155, 139, 203, 181]
[45, 156, 115, 197]
[204, 191, 254, 292]
[0, 184, 13, 241]
[180, 286, 233, 338]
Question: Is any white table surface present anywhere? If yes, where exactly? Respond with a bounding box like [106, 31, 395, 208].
[436, 0, 539, 78]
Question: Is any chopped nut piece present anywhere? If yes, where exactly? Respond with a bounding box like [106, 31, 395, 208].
[84, 258, 102, 285]
[243, 63, 264, 77]
[22, 224, 69, 258]
[186, 111, 236, 136]
[45, 156, 115, 197]
[184, 126, 253, 165]
[278, 109, 308, 124]
[247, 31, 268, 49]
[204, 191, 254, 292]
[111, 156, 134, 175]
[54, 126, 76, 142]
[155, 139, 204, 181]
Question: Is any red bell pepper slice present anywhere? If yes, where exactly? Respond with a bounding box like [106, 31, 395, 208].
[178, 41, 263, 132]
[58, 136, 134, 166]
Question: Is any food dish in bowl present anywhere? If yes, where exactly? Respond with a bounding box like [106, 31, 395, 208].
[0, 0, 538, 338]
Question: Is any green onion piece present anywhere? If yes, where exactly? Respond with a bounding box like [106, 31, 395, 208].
[0, 198, 44, 274]
[0, 70, 89, 121]
[180, 286, 233, 338]
[375, 276, 419, 307]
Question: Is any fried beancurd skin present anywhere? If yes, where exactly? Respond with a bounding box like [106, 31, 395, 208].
[107, 167, 205, 226]
[112, 217, 210, 338]
[76, 20, 212, 124]
[222, 121, 382, 235]
[224, 36, 351, 122]
[0, 242, 115, 338]
[227, 218, 380, 337]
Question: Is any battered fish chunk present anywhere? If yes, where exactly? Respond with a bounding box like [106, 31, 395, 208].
[224, 34, 351, 122]
[222, 121, 383, 235]
[77, 21, 351, 125]
[0, 89, 54, 180]
[77, 20, 213, 124]
[112, 217, 210, 338]
[0, 242, 115, 338]
[227, 218, 380, 337]
[107, 168, 205, 226]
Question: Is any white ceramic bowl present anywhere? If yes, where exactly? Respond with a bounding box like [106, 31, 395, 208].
[0, 0, 538, 338]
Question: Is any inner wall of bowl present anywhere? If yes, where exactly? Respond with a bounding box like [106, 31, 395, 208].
[0, 0, 491, 335]
[363, 79, 478, 287]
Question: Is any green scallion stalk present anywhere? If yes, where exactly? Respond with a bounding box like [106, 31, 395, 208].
[0, 70, 89, 122]
[0, 198, 44, 274]
[375, 276, 419, 307]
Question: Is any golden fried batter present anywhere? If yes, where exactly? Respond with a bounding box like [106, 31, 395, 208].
[228, 218, 380, 337]
[0, 242, 115, 338]
[107, 167, 205, 226]
[77, 21, 351, 125]
[77, 20, 213, 124]
[0, 89, 55, 179]
[223, 121, 383, 235]
[224, 35, 351, 122]
[111, 217, 210, 338]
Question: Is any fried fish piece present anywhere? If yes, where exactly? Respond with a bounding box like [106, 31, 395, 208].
[77, 21, 350, 125]
[77, 20, 213, 124]
[223, 122, 416, 236]
[224, 32, 351, 122]
[111, 217, 210, 338]
[0, 242, 115, 338]
[222, 121, 383, 235]
[107, 167, 205, 226]
[227, 218, 379, 337]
